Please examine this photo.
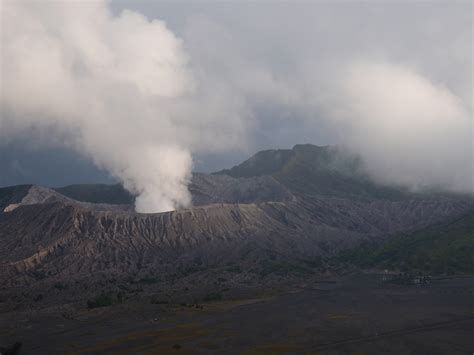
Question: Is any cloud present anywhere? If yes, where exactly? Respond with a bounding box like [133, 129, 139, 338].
[1, 0, 472, 209]
[328, 61, 473, 193]
[1, 0, 195, 212]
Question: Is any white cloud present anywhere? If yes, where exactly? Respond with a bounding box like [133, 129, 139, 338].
[329, 61, 472, 193]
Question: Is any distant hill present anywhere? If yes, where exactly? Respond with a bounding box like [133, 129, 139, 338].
[54, 144, 440, 205]
[55, 183, 134, 205]
[56, 144, 404, 205]
[216, 144, 410, 200]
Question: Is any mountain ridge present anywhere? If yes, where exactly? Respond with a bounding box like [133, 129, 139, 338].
[0, 144, 473, 310]
[52, 144, 412, 205]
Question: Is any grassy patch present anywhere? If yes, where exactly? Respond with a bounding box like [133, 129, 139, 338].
[202, 292, 223, 302]
[87, 292, 124, 309]
[257, 260, 314, 277]
[337, 211, 474, 274]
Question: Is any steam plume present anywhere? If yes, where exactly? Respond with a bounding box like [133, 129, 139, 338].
[1, 0, 194, 212]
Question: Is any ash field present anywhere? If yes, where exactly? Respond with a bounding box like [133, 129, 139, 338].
[1, 274, 473, 354]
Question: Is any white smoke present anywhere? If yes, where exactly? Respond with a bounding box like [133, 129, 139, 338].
[325, 61, 473, 193]
[1, 0, 195, 212]
[0, 1, 291, 213]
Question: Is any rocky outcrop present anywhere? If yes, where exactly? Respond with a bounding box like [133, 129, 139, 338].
[0, 190, 471, 287]
[0, 185, 132, 213]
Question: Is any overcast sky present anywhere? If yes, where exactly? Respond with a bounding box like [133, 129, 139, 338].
[1, 1, 472, 197]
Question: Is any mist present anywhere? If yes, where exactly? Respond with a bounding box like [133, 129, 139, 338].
[1, 1, 472, 212]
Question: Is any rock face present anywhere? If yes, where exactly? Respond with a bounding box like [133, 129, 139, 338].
[1, 185, 132, 213]
[189, 173, 294, 206]
[0, 144, 473, 291]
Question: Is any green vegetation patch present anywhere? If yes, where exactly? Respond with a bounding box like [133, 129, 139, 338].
[202, 292, 223, 302]
[87, 291, 124, 309]
[338, 211, 474, 274]
[256, 260, 315, 277]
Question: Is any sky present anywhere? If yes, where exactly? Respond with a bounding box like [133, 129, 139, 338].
[0, 0, 472, 211]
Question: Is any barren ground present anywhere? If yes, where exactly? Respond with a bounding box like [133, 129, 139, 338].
[1, 273, 473, 354]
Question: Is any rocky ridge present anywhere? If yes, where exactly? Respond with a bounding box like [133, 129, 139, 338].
[0, 144, 472, 308]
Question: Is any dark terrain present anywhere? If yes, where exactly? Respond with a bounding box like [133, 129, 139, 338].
[0, 144, 473, 354]
[1, 273, 473, 354]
